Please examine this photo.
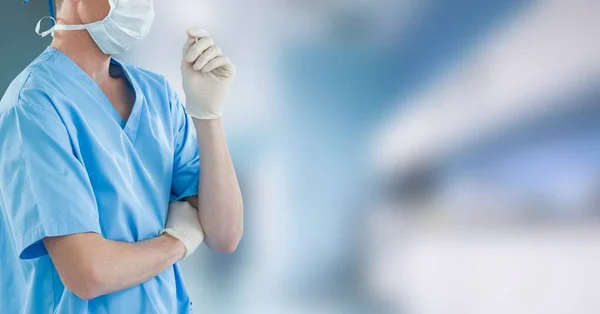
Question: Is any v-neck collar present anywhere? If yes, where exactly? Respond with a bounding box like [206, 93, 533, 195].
[109, 58, 144, 144]
[47, 47, 144, 144]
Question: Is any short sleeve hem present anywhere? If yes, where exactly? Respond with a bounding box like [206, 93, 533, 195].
[19, 219, 102, 260]
[170, 178, 199, 202]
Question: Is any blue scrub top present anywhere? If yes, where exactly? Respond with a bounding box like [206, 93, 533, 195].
[0, 47, 200, 313]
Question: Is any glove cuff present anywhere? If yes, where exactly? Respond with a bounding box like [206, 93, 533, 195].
[161, 228, 194, 258]
[185, 105, 223, 120]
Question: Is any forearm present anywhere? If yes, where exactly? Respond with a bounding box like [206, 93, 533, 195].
[91, 234, 185, 295]
[44, 233, 185, 300]
[191, 118, 243, 253]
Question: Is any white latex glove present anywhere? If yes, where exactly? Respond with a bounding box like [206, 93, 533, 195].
[181, 28, 237, 120]
[162, 201, 205, 258]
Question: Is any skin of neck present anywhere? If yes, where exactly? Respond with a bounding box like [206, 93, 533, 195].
[50, 14, 112, 85]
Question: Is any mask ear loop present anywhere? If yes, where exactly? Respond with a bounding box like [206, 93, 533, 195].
[35, 16, 56, 38]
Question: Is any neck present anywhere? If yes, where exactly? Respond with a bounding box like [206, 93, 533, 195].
[50, 27, 112, 84]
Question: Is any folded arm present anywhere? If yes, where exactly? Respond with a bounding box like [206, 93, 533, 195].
[43, 232, 185, 300]
[178, 29, 244, 254]
[185, 118, 243, 253]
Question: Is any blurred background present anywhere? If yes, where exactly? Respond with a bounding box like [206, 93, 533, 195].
[2, 0, 600, 313]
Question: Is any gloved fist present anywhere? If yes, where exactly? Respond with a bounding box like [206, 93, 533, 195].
[162, 201, 205, 259]
[181, 28, 236, 120]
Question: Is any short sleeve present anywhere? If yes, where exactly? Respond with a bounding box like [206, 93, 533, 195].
[0, 103, 102, 260]
[168, 85, 200, 202]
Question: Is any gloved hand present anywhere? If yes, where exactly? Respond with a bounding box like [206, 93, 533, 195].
[162, 201, 205, 258]
[181, 28, 237, 120]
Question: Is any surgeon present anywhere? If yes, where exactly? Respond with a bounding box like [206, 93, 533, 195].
[0, 0, 243, 313]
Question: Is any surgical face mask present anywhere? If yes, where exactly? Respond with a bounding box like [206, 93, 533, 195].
[36, 0, 155, 55]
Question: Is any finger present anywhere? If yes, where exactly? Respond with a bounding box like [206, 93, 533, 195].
[202, 56, 230, 73]
[184, 37, 215, 63]
[182, 36, 197, 59]
[187, 28, 210, 39]
[183, 29, 210, 58]
[193, 46, 223, 71]
[210, 57, 236, 76]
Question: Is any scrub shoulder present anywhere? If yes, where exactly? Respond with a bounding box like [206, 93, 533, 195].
[0, 51, 63, 115]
